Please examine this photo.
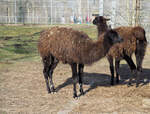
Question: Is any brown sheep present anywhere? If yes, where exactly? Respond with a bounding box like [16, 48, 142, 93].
[38, 26, 122, 98]
[93, 16, 147, 87]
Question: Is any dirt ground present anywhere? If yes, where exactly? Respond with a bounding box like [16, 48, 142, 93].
[0, 47, 150, 114]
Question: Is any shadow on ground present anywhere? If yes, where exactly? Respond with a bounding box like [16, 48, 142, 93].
[119, 64, 150, 86]
[55, 64, 150, 96]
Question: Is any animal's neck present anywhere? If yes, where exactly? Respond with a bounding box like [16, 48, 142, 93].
[94, 39, 111, 57]
[97, 24, 108, 37]
[83, 39, 110, 64]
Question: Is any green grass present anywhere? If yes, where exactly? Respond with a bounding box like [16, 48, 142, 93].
[0, 25, 44, 63]
[0, 24, 97, 66]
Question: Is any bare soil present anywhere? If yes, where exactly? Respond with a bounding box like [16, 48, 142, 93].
[0, 48, 150, 114]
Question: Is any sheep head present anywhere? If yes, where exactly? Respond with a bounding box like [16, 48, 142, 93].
[93, 16, 110, 25]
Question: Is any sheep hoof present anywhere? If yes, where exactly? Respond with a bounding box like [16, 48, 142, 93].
[127, 82, 133, 87]
[52, 90, 56, 94]
[74, 97, 79, 100]
[136, 85, 139, 88]
[136, 83, 139, 88]
[48, 90, 51, 94]
[51, 87, 56, 94]
[73, 94, 78, 99]
[80, 89, 84, 95]
[47, 88, 51, 94]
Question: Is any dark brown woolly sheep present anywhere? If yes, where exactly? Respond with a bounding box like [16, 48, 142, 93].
[93, 16, 147, 86]
[38, 26, 122, 98]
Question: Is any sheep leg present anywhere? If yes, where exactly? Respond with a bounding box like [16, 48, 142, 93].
[70, 63, 78, 98]
[49, 56, 59, 93]
[107, 57, 114, 85]
[135, 40, 147, 87]
[135, 40, 146, 72]
[42, 57, 51, 93]
[135, 50, 144, 87]
[123, 54, 136, 86]
[135, 54, 143, 87]
[78, 64, 84, 95]
[115, 59, 120, 84]
[135, 53, 143, 72]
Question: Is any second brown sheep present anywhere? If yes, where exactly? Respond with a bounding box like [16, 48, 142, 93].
[38, 26, 122, 98]
[93, 16, 147, 86]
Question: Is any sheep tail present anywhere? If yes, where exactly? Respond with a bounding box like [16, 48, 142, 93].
[134, 28, 147, 71]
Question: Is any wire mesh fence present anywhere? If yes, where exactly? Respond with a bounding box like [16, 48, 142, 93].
[0, 0, 150, 42]
[0, 0, 100, 24]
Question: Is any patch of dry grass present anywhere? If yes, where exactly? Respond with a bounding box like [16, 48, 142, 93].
[0, 49, 150, 113]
